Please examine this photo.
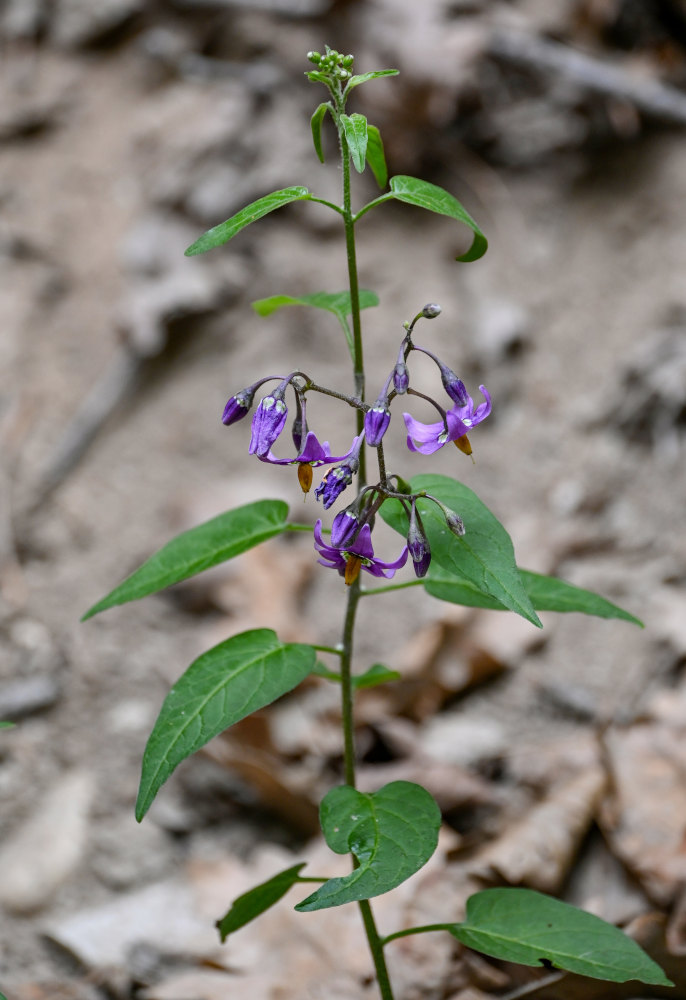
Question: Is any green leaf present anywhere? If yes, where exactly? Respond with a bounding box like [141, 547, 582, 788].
[216, 863, 306, 941]
[306, 70, 331, 86]
[451, 888, 673, 986]
[381, 475, 542, 628]
[311, 662, 401, 689]
[0, 721, 15, 729]
[340, 113, 368, 173]
[251, 289, 379, 359]
[344, 69, 399, 94]
[353, 663, 401, 689]
[365, 125, 388, 188]
[295, 781, 440, 911]
[136, 630, 316, 820]
[426, 568, 643, 626]
[310, 102, 331, 163]
[82, 500, 289, 620]
[184, 187, 310, 256]
[389, 175, 488, 262]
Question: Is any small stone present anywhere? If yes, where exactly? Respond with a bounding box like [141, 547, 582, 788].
[0, 770, 93, 913]
[0, 674, 61, 720]
[51, 0, 144, 48]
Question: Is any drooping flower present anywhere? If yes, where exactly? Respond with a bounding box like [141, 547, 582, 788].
[364, 402, 391, 447]
[314, 519, 408, 586]
[248, 388, 288, 458]
[260, 432, 361, 494]
[438, 363, 469, 407]
[403, 385, 491, 457]
[330, 506, 360, 547]
[407, 501, 431, 578]
[314, 434, 364, 508]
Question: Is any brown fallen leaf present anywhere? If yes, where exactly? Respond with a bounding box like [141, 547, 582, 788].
[467, 764, 607, 893]
[600, 720, 686, 906]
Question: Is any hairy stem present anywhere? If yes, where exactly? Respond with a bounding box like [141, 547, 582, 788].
[332, 81, 393, 1000]
[335, 93, 366, 486]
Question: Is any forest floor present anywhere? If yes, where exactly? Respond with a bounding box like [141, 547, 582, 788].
[2, 2, 686, 998]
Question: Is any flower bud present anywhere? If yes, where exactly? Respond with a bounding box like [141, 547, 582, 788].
[393, 362, 409, 394]
[422, 303, 442, 319]
[443, 507, 465, 537]
[248, 389, 288, 458]
[222, 386, 255, 426]
[315, 454, 359, 509]
[408, 502, 431, 578]
[330, 507, 359, 547]
[439, 363, 469, 407]
[307, 51, 321, 64]
[364, 403, 391, 447]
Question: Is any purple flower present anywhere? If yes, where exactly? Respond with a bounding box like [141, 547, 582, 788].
[438, 363, 469, 407]
[407, 502, 431, 578]
[314, 435, 363, 508]
[314, 519, 408, 586]
[260, 431, 361, 495]
[222, 387, 256, 426]
[248, 390, 288, 458]
[315, 460, 357, 508]
[403, 385, 491, 456]
[330, 507, 359, 547]
[364, 403, 391, 447]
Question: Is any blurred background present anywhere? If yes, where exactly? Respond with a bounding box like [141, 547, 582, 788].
[2, 1, 686, 997]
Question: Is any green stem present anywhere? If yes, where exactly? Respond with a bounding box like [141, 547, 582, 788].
[331, 80, 394, 1000]
[313, 643, 343, 656]
[305, 194, 345, 215]
[381, 923, 453, 946]
[360, 579, 423, 597]
[353, 193, 394, 224]
[359, 900, 395, 1000]
[338, 578, 360, 787]
[335, 95, 366, 486]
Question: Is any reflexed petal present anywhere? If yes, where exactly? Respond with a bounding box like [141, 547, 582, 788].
[365, 545, 409, 578]
[403, 412, 446, 455]
[472, 385, 491, 423]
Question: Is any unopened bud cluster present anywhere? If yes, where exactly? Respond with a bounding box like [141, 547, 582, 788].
[307, 45, 354, 82]
[220, 305, 490, 585]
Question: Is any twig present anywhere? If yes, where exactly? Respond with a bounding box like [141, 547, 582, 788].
[501, 970, 568, 1000]
[30, 348, 143, 509]
[488, 29, 686, 126]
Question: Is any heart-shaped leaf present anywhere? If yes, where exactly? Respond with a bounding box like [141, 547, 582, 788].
[136, 630, 316, 820]
[184, 187, 310, 256]
[381, 475, 541, 627]
[216, 863, 306, 941]
[82, 500, 289, 620]
[451, 888, 673, 985]
[295, 781, 440, 911]
[389, 175, 487, 262]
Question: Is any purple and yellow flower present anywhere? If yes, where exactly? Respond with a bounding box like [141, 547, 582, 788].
[260, 431, 361, 494]
[403, 385, 491, 457]
[314, 519, 408, 586]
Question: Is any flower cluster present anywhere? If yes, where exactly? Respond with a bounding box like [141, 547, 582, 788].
[219, 305, 490, 585]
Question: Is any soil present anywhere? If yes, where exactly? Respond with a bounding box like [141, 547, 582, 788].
[2, 3, 686, 997]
